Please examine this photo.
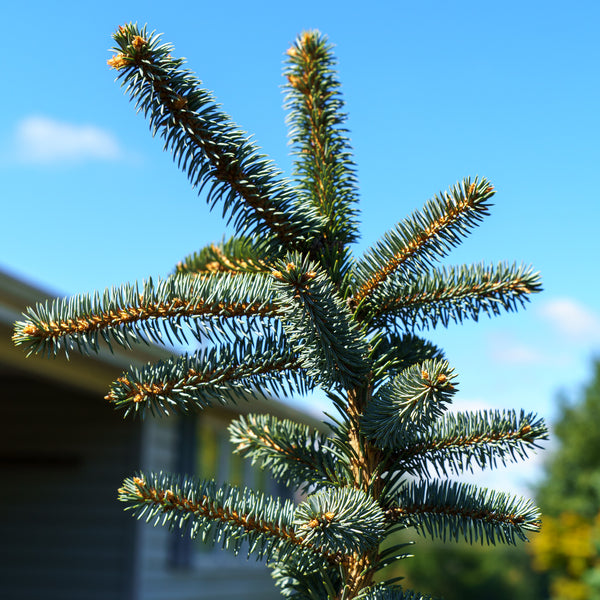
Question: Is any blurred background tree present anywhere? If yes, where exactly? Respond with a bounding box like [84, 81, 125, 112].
[536, 361, 600, 518]
[394, 538, 546, 600]
[529, 360, 600, 599]
[377, 527, 547, 599]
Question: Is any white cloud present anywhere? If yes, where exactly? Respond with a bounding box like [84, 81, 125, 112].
[487, 332, 544, 365]
[14, 116, 123, 164]
[539, 298, 600, 343]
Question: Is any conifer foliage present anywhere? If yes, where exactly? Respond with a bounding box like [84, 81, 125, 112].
[13, 24, 547, 599]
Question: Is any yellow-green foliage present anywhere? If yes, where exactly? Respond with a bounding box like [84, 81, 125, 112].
[530, 511, 600, 600]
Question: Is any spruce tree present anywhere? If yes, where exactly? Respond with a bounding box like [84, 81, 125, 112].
[13, 24, 548, 599]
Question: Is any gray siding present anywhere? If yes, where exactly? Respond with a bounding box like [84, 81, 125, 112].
[134, 418, 282, 600]
[0, 373, 141, 600]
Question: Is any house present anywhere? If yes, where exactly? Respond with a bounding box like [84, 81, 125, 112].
[0, 269, 323, 600]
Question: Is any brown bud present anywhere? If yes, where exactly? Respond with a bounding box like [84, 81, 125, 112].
[21, 324, 39, 336]
[107, 54, 129, 70]
[132, 35, 147, 50]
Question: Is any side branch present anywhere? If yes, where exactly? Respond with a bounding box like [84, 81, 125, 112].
[362, 360, 458, 449]
[363, 262, 542, 330]
[389, 480, 541, 545]
[123, 476, 300, 540]
[395, 410, 548, 477]
[13, 273, 278, 356]
[386, 503, 526, 530]
[106, 336, 309, 417]
[176, 236, 270, 276]
[119, 472, 342, 564]
[354, 177, 494, 306]
[229, 413, 351, 490]
[109, 24, 322, 252]
[108, 358, 297, 405]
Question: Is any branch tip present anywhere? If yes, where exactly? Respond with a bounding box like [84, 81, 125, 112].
[107, 53, 130, 69]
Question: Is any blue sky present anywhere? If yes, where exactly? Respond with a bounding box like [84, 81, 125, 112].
[2, 0, 599, 495]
